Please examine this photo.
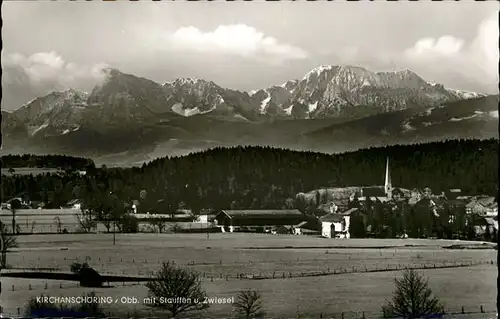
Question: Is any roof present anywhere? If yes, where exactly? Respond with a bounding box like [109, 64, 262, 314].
[276, 225, 292, 230]
[465, 197, 497, 209]
[66, 199, 81, 206]
[294, 220, 321, 231]
[320, 213, 348, 223]
[218, 209, 303, 219]
[295, 221, 308, 228]
[475, 196, 497, 208]
[319, 207, 358, 223]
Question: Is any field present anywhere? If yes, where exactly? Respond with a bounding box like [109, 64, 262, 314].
[1, 234, 497, 318]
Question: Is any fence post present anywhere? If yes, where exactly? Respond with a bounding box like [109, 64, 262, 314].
[480, 305, 484, 313]
[361, 311, 366, 319]
[461, 306, 465, 314]
[341, 312, 344, 319]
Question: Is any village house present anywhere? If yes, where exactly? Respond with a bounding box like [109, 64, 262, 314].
[465, 196, 498, 217]
[319, 203, 358, 239]
[214, 209, 305, 233]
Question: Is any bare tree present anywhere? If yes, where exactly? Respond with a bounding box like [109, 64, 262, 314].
[284, 198, 295, 209]
[53, 217, 62, 234]
[0, 222, 18, 268]
[75, 209, 97, 233]
[145, 261, 208, 318]
[382, 269, 444, 318]
[233, 289, 265, 319]
[10, 198, 22, 235]
[151, 217, 169, 233]
[30, 221, 37, 234]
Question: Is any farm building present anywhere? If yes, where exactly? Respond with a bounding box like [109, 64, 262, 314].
[320, 207, 358, 239]
[214, 209, 306, 232]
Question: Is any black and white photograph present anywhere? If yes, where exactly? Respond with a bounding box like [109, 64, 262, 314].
[0, 1, 498, 318]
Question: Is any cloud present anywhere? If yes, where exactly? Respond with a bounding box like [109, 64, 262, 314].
[2, 51, 109, 88]
[403, 13, 498, 92]
[164, 24, 308, 63]
[405, 36, 465, 57]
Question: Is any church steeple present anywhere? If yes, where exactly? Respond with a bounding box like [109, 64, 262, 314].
[384, 157, 392, 198]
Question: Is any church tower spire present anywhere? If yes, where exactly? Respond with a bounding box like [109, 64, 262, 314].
[384, 157, 392, 199]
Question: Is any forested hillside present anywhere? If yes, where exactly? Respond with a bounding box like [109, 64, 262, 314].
[1, 154, 95, 170]
[1, 139, 498, 210]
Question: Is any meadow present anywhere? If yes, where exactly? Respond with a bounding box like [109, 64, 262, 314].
[1, 234, 497, 318]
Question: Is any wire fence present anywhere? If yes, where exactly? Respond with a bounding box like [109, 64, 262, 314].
[6, 257, 496, 283]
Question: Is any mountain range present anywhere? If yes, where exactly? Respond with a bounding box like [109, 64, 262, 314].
[1, 65, 498, 166]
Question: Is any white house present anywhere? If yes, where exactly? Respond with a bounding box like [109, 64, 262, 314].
[319, 204, 358, 239]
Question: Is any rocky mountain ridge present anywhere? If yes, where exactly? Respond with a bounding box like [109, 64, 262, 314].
[4, 65, 485, 135]
[1, 65, 495, 165]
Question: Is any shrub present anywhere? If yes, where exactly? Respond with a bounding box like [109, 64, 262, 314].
[70, 261, 90, 274]
[145, 261, 208, 318]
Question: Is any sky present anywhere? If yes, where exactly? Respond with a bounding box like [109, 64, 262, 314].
[1, 1, 499, 111]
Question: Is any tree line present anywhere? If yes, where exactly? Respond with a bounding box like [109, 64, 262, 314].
[1, 139, 498, 215]
[1, 154, 95, 170]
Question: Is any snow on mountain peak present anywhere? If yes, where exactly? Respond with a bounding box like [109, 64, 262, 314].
[302, 65, 334, 80]
[175, 78, 200, 85]
[447, 88, 484, 99]
[260, 90, 271, 114]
